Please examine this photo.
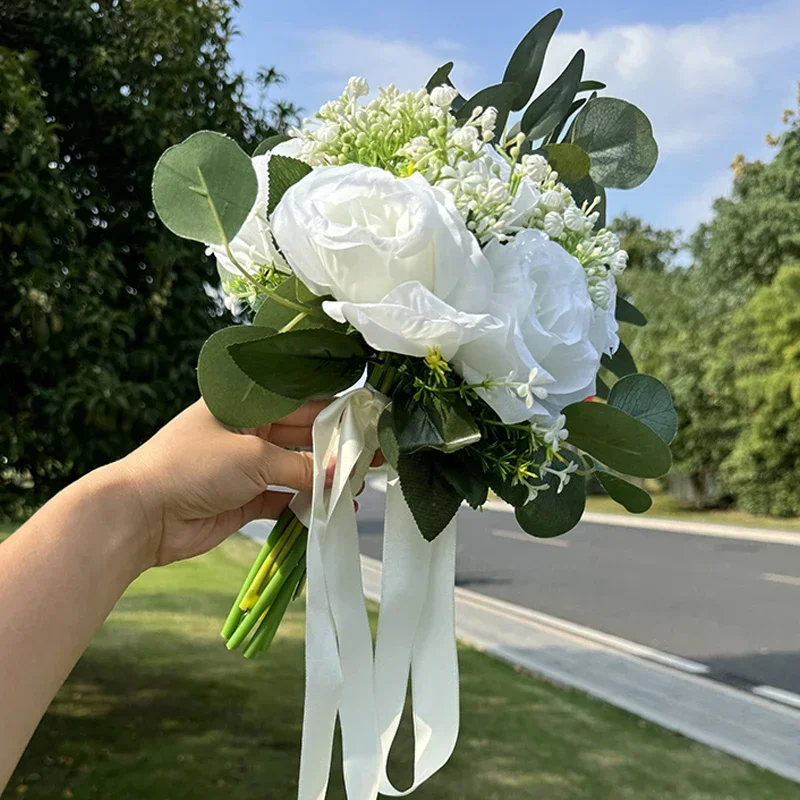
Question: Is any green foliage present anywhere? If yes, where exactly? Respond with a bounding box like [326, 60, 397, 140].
[515, 452, 586, 537]
[615, 296, 647, 326]
[720, 264, 800, 516]
[608, 374, 678, 444]
[521, 50, 585, 141]
[610, 214, 683, 273]
[562, 401, 672, 478]
[392, 394, 481, 455]
[456, 83, 519, 144]
[0, 0, 285, 517]
[229, 329, 369, 400]
[596, 471, 652, 514]
[601, 341, 637, 378]
[567, 98, 658, 189]
[197, 326, 302, 429]
[152, 131, 258, 244]
[267, 155, 313, 214]
[252, 134, 290, 157]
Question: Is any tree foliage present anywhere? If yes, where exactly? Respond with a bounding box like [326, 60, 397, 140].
[0, 0, 285, 517]
[610, 213, 682, 273]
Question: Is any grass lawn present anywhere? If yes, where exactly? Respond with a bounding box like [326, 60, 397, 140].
[6, 532, 799, 799]
[585, 493, 800, 534]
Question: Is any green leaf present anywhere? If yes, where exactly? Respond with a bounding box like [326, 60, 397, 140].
[197, 326, 302, 428]
[521, 50, 584, 141]
[267, 155, 312, 215]
[152, 130, 257, 245]
[562, 401, 672, 478]
[378, 406, 400, 471]
[394, 394, 481, 455]
[567, 97, 658, 190]
[601, 340, 637, 378]
[254, 276, 342, 332]
[229, 329, 369, 400]
[456, 82, 519, 143]
[486, 470, 530, 508]
[425, 62, 454, 92]
[252, 134, 290, 156]
[542, 143, 591, 182]
[397, 450, 463, 541]
[295, 278, 322, 305]
[608, 374, 678, 444]
[515, 452, 586, 538]
[595, 374, 610, 400]
[615, 296, 647, 326]
[503, 9, 563, 111]
[545, 97, 587, 144]
[596, 470, 652, 514]
[578, 80, 606, 92]
[438, 455, 488, 509]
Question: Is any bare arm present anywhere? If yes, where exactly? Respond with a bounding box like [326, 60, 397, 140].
[0, 399, 328, 789]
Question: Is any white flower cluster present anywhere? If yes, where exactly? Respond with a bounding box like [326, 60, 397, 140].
[284, 77, 627, 308]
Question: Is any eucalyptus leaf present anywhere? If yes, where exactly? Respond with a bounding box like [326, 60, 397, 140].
[397, 450, 463, 541]
[456, 82, 519, 143]
[545, 97, 587, 144]
[542, 143, 591, 182]
[608, 374, 678, 444]
[521, 50, 584, 141]
[229, 329, 369, 400]
[252, 134, 290, 156]
[563, 401, 672, 478]
[503, 9, 563, 111]
[578, 80, 606, 92]
[567, 97, 658, 189]
[601, 341, 637, 378]
[595, 374, 610, 400]
[486, 470, 530, 508]
[267, 155, 312, 215]
[295, 278, 322, 305]
[438, 455, 488, 509]
[378, 406, 400, 470]
[515, 452, 586, 538]
[596, 470, 652, 514]
[197, 326, 302, 428]
[152, 130, 257, 245]
[425, 62, 453, 92]
[615, 296, 648, 326]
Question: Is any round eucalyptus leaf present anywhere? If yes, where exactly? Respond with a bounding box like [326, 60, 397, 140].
[608, 374, 678, 444]
[152, 130, 257, 245]
[567, 97, 658, 189]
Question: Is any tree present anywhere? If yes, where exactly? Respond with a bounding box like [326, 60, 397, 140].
[610, 214, 682, 273]
[0, 0, 291, 517]
[721, 264, 800, 516]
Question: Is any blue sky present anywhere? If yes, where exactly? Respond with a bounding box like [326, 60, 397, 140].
[229, 0, 800, 234]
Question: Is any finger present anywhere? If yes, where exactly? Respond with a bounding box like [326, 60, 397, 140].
[371, 451, 386, 467]
[267, 425, 314, 449]
[240, 490, 294, 525]
[274, 400, 332, 427]
[260, 442, 316, 492]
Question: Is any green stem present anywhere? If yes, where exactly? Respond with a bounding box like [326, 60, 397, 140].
[220, 512, 292, 640]
[226, 524, 308, 651]
[262, 287, 328, 319]
[243, 557, 306, 659]
[280, 311, 308, 332]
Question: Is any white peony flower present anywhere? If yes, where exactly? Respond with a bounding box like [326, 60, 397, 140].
[455, 229, 602, 422]
[272, 163, 497, 358]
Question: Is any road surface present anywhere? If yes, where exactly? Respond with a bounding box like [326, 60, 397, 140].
[357, 485, 800, 695]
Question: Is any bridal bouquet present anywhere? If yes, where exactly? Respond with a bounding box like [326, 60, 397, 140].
[152, 9, 675, 797]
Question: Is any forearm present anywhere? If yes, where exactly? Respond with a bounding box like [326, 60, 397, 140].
[0, 464, 148, 789]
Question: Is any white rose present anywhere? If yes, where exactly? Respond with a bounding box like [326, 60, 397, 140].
[455, 229, 601, 422]
[272, 164, 497, 358]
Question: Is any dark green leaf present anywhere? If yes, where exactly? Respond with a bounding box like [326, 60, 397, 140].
[267, 155, 312, 215]
[229, 329, 368, 400]
[542, 143, 591, 182]
[252, 134, 290, 156]
[254, 276, 342, 332]
[578, 80, 606, 92]
[503, 9, 563, 111]
[378, 406, 400, 470]
[563, 401, 672, 478]
[544, 97, 586, 144]
[608, 374, 678, 444]
[398, 450, 463, 541]
[521, 50, 584, 141]
[515, 452, 586, 538]
[596, 470, 652, 513]
[456, 82, 519, 143]
[615, 296, 647, 326]
[438, 455, 488, 509]
[425, 62, 453, 92]
[601, 340, 637, 378]
[197, 326, 302, 428]
[394, 394, 481, 455]
[152, 130, 257, 244]
[486, 470, 529, 508]
[595, 374, 610, 400]
[567, 97, 658, 189]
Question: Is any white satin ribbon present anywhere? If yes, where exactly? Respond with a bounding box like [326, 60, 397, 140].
[290, 387, 459, 800]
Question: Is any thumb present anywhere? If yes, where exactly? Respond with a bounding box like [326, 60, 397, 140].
[256, 441, 317, 492]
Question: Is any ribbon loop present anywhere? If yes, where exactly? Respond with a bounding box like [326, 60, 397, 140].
[295, 387, 459, 800]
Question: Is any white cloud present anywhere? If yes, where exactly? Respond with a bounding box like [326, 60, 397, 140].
[302, 29, 481, 100]
[670, 169, 733, 230]
[537, 0, 800, 155]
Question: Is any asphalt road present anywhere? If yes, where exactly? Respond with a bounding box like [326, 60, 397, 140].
[357, 484, 800, 695]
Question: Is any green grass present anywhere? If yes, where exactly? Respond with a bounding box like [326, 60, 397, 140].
[7, 533, 799, 799]
[585, 493, 800, 533]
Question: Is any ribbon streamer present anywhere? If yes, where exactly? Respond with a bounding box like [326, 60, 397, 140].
[290, 388, 460, 800]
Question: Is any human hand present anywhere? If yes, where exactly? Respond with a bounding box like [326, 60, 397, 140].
[116, 399, 330, 570]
